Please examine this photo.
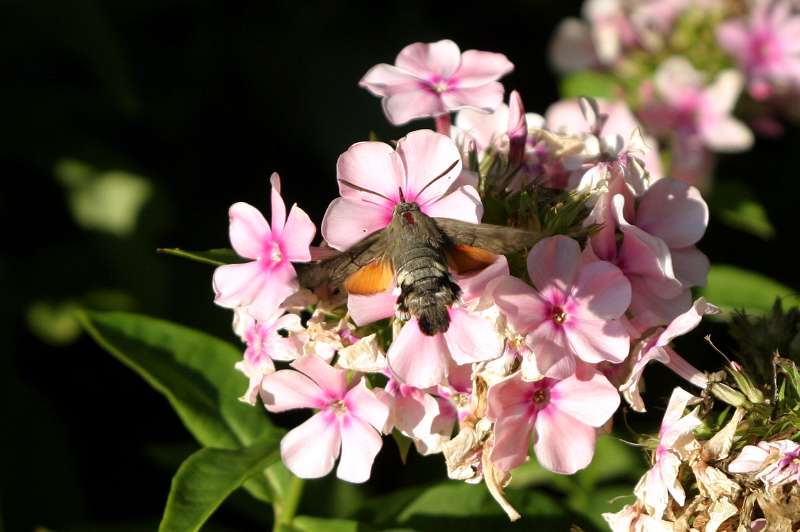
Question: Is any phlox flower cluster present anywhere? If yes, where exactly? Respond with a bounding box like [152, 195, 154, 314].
[549, 0, 800, 189]
[209, 39, 716, 520]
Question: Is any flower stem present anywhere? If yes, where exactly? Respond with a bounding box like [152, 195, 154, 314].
[273, 475, 305, 531]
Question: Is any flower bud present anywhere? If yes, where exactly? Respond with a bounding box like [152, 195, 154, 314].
[727, 362, 765, 404]
[709, 382, 750, 408]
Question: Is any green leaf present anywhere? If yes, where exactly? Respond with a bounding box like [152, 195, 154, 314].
[360, 482, 570, 531]
[291, 516, 373, 532]
[710, 180, 775, 239]
[567, 484, 637, 530]
[159, 435, 281, 532]
[699, 265, 796, 315]
[77, 310, 278, 501]
[157, 247, 244, 266]
[560, 71, 618, 99]
[574, 436, 645, 489]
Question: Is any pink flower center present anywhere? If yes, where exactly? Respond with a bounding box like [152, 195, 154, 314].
[532, 387, 550, 407]
[330, 399, 348, 416]
[748, 30, 782, 69]
[261, 240, 283, 265]
[422, 75, 457, 94]
[551, 306, 567, 325]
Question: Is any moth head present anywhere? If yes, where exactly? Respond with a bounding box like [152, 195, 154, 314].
[393, 199, 421, 226]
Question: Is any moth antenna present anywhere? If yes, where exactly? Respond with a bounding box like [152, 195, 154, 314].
[339, 178, 394, 202]
[415, 160, 459, 199]
[398, 187, 406, 202]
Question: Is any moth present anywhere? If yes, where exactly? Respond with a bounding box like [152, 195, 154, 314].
[297, 161, 539, 336]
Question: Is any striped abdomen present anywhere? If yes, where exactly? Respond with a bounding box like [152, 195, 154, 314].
[394, 244, 460, 335]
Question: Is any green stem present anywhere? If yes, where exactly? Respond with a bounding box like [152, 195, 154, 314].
[273, 475, 305, 531]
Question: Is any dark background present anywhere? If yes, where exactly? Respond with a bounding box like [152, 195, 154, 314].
[3, 1, 799, 530]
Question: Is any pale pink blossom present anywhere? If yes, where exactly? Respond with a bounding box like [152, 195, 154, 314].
[634, 387, 702, 519]
[643, 57, 753, 153]
[545, 97, 663, 193]
[486, 367, 620, 474]
[235, 310, 305, 405]
[359, 40, 513, 126]
[549, 18, 598, 74]
[453, 90, 527, 163]
[322, 130, 482, 251]
[620, 298, 718, 412]
[588, 178, 709, 330]
[729, 439, 800, 488]
[213, 173, 315, 320]
[260, 355, 389, 483]
[383, 377, 455, 455]
[493, 235, 631, 380]
[717, 0, 800, 99]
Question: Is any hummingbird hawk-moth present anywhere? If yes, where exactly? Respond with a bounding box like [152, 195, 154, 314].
[297, 161, 539, 336]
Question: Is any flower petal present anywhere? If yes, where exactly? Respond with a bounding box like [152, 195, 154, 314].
[387, 320, 449, 388]
[398, 130, 463, 205]
[337, 415, 383, 483]
[422, 184, 483, 223]
[228, 202, 270, 259]
[213, 261, 265, 309]
[281, 411, 341, 479]
[534, 407, 596, 474]
[269, 173, 287, 236]
[527, 235, 582, 295]
[492, 275, 549, 333]
[571, 260, 631, 319]
[348, 289, 396, 326]
[491, 408, 536, 472]
[550, 371, 620, 427]
[345, 379, 390, 432]
[383, 91, 447, 126]
[526, 324, 576, 379]
[335, 141, 405, 202]
[656, 297, 719, 346]
[395, 39, 462, 79]
[441, 82, 505, 113]
[700, 115, 754, 152]
[281, 204, 315, 262]
[564, 315, 630, 364]
[454, 50, 514, 88]
[260, 368, 326, 412]
[290, 354, 348, 399]
[245, 263, 299, 321]
[444, 308, 504, 364]
[636, 179, 708, 248]
[359, 63, 424, 97]
[728, 444, 770, 474]
[670, 246, 710, 288]
[321, 197, 391, 251]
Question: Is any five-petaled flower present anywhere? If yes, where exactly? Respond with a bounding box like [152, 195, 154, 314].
[359, 39, 514, 125]
[260, 355, 390, 483]
[213, 173, 315, 320]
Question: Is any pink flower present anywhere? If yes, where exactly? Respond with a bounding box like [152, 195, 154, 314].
[644, 57, 753, 153]
[603, 501, 675, 532]
[634, 387, 701, 519]
[213, 173, 315, 320]
[359, 39, 514, 126]
[486, 368, 620, 474]
[589, 178, 709, 330]
[493, 235, 632, 379]
[453, 90, 527, 162]
[321, 130, 482, 251]
[620, 298, 718, 412]
[260, 355, 389, 483]
[717, 0, 800, 99]
[544, 97, 664, 193]
[729, 439, 800, 488]
[383, 377, 455, 455]
[235, 310, 305, 405]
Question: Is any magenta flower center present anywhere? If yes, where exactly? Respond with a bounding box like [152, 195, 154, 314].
[551, 306, 567, 325]
[331, 399, 348, 416]
[422, 75, 457, 94]
[532, 387, 550, 407]
[261, 240, 283, 265]
[748, 30, 782, 68]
